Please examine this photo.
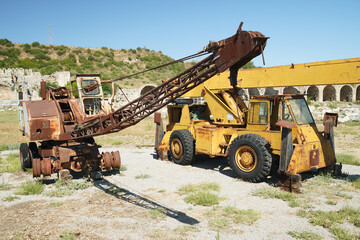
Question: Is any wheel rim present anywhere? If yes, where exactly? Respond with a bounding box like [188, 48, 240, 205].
[171, 138, 183, 160]
[235, 146, 257, 172]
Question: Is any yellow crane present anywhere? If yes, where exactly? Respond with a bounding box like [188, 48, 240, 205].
[155, 57, 360, 191]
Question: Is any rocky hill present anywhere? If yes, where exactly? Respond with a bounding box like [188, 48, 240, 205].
[0, 39, 196, 89]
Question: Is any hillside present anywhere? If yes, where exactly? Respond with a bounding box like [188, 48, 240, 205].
[0, 38, 256, 88]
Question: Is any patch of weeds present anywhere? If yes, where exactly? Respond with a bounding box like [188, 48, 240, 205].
[184, 191, 219, 206]
[341, 129, 358, 135]
[179, 182, 220, 194]
[296, 210, 308, 218]
[335, 192, 352, 200]
[179, 182, 221, 206]
[209, 218, 232, 230]
[288, 230, 323, 240]
[174, 225, 196, 235]
[330, 225, 354, 240]
[205, 206, 260, 230]
[0, 176, 10, 190]
[2, 153, 22, 173]
[336, 153, 360, 166]
[119, 165, 127, 171]
[59, 231, 79, 240]
[345, 121, 360, 126]
[2, 195, 19, 202]
[149, 228, 166, 238]
[135, 174, 151, 179]
[158, 189, 166, 193]
[110, 140, 123, 146]
[352, 177, 360, 189]
[252, 186, 299, 207]
[46, 179, 91, 197]
[326, 200, 337, 205]
[327, 102, 338, 109]
[298, 206, 360, 230]
[45, 188, 73, 197]
[48, 201, 64, 207]
[147, 208, 166, 220]
[15, 181, 44, 195]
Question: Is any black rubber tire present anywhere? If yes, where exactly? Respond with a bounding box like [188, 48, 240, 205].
[20, 143, 31, 171]
[168, 129, 195, 165]
[228, 134, 272, 183]
[28, 142, 39, 167]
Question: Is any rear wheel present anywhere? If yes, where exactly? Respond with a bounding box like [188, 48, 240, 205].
[228, 134, 272, 182]
[169, 129, 195, 165]
[20, 143, 31, 171]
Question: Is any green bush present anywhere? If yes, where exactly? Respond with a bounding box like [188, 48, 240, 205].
[38, 81, 60, 97]
[16, 181, 44, 195]
[57, 49, 67, 56]
[31, 41, 40, 47]
[0, 38, 14, 47]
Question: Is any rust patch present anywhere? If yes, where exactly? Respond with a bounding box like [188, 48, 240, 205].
[276, 120, 296, 129]
[309, 149, 319, 166]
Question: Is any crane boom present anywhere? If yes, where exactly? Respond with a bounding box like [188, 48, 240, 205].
[68, 24, 268, 140]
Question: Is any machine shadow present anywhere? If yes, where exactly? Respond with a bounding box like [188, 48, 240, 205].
[93, 178, 199, 225]
[191, 155, 233, 177]
[191, 155, 279, 185]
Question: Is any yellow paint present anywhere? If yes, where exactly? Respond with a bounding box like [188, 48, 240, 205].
[183, 57, 360, 97]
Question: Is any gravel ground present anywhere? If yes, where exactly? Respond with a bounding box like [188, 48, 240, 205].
[0, 146, 359, 240]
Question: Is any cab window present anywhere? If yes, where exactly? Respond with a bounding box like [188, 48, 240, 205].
[82, 80, 100, 95]
[248, 102, 268, 124]
[282, 101, 294, 122]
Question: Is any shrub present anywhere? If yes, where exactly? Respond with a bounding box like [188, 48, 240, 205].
[57, 49, 67, 56]
[0, 38, 14, 47]
[184, 191, 219, 206]
[31, 41, 40, 47]
[16, 181, 44, 195]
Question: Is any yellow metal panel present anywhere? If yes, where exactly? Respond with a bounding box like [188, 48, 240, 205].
[183, 57, 360, 97]
[202, 86, 240, 124]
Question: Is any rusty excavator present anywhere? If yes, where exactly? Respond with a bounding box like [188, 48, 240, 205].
[18, 23, 268, 180]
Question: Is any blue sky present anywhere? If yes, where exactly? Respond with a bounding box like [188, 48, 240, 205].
[0, 0, 359, 67]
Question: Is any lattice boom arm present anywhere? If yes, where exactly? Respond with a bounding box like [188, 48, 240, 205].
[69, 23, 268, 140]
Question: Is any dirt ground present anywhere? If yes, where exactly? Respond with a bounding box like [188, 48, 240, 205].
[0, 146, 359, 240]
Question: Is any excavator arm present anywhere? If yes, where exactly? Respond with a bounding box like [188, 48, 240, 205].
[68, 23, 268, 140]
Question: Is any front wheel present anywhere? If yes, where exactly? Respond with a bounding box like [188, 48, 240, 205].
[20, 143, 31, 171]
[168, 129, 195, 165]
[228, 134, 272, 183]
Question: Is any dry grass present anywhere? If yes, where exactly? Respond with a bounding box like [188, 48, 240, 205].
[205, 206, 261, 231]
[0, 110, 27, 151]
[94, 117, 156, 147]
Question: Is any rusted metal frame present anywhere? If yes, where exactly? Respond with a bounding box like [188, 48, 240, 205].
[70, 63, 217, 139]
[69, 56, 216, 139]
[105, 65, 217, 129]
[112, 54, 215, 114]
[49, 90, 67, 134]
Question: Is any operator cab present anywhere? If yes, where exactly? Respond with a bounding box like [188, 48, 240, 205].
[247, 94, 314, 132]
[70, 74, 114, 118]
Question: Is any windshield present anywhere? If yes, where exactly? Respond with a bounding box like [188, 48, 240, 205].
[287, 98, 314, 125]
[82, 80, 100, 95]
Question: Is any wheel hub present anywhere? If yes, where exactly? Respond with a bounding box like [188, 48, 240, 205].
[171, 138, 183, 159]
[240, 152, 254, 167]
[235, 146, 257, 172]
